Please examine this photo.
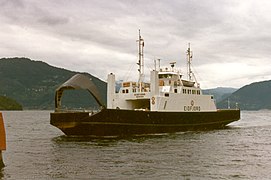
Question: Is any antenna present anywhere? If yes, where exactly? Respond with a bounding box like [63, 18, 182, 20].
[154, 58, 156, 71]
[136, 29, 144, 92]
[187, 43, 193, 81]
[157, 58, 161, 71]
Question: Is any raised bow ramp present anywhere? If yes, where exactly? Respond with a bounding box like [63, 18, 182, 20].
[54, 74, 105, 111]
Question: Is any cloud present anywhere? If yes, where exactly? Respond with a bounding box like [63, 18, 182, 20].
[1, 0, 271, 88]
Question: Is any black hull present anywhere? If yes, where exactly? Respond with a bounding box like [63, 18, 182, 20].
[50, 109, 240, 137]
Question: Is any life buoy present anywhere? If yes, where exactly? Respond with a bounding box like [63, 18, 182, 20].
[191, 100, 194, 106]
[151, 97, 155, 105]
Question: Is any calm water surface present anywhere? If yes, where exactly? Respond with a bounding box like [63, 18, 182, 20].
[0, 110, 271, 179]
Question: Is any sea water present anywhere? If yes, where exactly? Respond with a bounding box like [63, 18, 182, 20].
[0, 110, 271, 179]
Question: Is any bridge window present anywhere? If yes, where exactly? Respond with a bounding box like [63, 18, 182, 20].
[159, 74, 173, 79]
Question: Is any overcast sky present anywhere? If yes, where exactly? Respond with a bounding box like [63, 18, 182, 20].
[1, 0, 271, 88]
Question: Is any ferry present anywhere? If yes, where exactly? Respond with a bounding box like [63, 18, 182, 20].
[50, 31, 240, 137]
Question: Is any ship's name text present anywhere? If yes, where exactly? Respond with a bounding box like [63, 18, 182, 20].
[134, 93, 145, 98]
[184, 106, 201, 111]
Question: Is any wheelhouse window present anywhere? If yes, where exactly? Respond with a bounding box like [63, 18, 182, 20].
[182, 88, 201, 95]
[159, 74, 173, 79]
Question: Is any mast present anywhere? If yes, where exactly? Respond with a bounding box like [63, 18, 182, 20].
[137, 29, 144, 92]
[228, 98, 230, 109]
[157, 58, 161, 71]
[187, 43, 193, 81]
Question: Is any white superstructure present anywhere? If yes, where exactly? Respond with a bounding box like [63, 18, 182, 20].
[107, 32, 217, 112]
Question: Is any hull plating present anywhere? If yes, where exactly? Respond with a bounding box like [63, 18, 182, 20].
[50, 109, 240, 137]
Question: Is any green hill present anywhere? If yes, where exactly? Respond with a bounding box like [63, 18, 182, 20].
[203, 87, 237, 102]
[0, 96, 22, 110]
[217, 80, 271, 110]
[0, 57, 106, 110]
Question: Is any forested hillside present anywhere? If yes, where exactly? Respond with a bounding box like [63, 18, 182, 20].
[217, 80, 271, 110]
[203, 87, 237, 102]
[0, 57, 106, 109]
[0, 96, 22, 110]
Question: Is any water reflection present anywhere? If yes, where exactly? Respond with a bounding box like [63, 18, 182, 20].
[0, 166, 4, 179]
[51, 135, 121, 147]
